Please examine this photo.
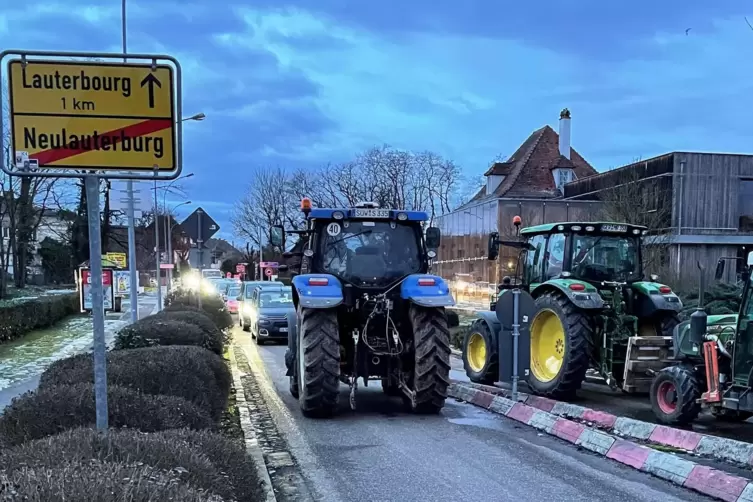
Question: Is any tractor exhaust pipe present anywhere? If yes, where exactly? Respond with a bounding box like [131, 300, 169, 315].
[690, 261, 708, 345]
[372, 356, 380, 365]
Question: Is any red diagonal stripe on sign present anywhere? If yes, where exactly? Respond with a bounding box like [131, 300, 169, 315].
[29, 118, 173, 165]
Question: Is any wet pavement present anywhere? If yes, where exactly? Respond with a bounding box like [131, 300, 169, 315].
[234, 326, 710, 502]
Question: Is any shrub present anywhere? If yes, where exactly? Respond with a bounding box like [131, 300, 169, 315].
[165, 287, 233, 331]
[0, 459, 222, 501]
[0, 428, 240, 501]
[39, 346, 230, 420]
[155, 306, 228, 352]
[113, 317, 218, 353]
[0, 383, 213, 446]
[678, 282, 743, 320]
[0, 293, 78, 344]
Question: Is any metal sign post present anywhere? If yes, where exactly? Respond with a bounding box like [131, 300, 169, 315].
[197, 208, 203, 310]
[496, 288, 535, 401]
[0, 49, 184, 431]
[511, 289, 521, 400]
[126, 181, 139, 322]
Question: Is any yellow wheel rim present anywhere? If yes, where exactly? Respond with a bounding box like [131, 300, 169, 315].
[467, 332, 487, 373]
[530, 309, 566, 382]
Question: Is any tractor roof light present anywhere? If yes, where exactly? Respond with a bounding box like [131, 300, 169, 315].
[301, 197, 313, 212]
[585, 226, 595, 231]
[512, 215, 522, 226]
[333, 211, 344, 220]
[397, 212, 408, 221]
[632, 229, 640, 235]
[571, 225, 582, 231]
[557, 225, 565, 231]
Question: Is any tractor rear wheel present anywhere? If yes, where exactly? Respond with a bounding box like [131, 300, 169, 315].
[462, 320, 498, 385]
[297, 308, 340, 418]
[528, 292, 592, 400]
[407, 305, 451, 414]
[650, 365, 702, 425]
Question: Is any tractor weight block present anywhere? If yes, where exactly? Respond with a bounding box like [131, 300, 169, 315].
[495, 289, 537, 385]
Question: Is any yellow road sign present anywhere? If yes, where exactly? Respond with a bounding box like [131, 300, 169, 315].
[8, 59, 176, 171]
[103, 252, 127, 269]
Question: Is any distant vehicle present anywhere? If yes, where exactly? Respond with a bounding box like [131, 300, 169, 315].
[245, 286, 295, 344]
[202, 269, 223, 280]
[238, 281, 285, 330]
[225, 285, 242, 314]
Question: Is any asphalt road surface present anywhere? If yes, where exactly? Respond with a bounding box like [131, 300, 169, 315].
[234, 327, 710, 502]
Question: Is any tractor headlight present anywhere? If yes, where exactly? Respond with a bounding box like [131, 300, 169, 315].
[397, 212, 408, 221]
[585, 226, 594, 231]
[632, 229, 640, 235]
[427, 250, 436, 258]
[333, 211, 344, 220]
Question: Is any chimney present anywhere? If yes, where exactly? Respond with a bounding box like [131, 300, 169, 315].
[558, 108, 571, 160]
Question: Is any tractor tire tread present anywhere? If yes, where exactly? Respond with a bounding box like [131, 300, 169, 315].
[299, 308, 340, 417]
[650, 365, 702, 425]
[410, 305, 451, 414]
[531, 291, 592, 400]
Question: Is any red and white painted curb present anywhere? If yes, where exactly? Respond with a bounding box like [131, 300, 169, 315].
[450, 382, 753, 502]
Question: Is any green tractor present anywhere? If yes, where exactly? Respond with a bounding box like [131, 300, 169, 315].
[649, 257, 751, 425]
[462, 220, 683, 399]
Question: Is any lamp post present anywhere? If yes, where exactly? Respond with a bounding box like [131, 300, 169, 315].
[165, 200, 191, 294]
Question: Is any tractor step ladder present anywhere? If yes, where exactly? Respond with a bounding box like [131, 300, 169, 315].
[623, 336, 675, 393]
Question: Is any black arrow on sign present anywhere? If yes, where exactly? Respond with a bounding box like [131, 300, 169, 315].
[140, 73, 162, 109]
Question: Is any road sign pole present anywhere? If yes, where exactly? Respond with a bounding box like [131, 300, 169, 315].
[197, 209, 203, 310]
[85, 175, 109, 430]
[153, 179, 163, 311]
[126, 181, 139, 322]
[511, 288, 521, 402]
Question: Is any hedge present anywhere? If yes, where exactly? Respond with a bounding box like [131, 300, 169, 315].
[0, 292, 78, 344]
[113, 317, 220, 354]
[0, 383, 213, 446]
[164, 287, 233, 330]
[155, 307, 229, 352]
[39, 346, 231, 420]
[0, 428, 255, 501]
[0, 459, 222, 501]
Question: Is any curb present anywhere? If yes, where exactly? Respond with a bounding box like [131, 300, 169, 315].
[450, 382, 753, 502]
[228, 346, 277, 502]
[456, 379, 753, 470]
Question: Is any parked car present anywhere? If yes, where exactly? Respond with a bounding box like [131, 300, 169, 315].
[243, 285, 294, 344]
[225, 284, 241, 314]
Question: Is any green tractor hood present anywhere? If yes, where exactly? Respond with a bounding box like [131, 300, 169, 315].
[674, 313, 739, 358]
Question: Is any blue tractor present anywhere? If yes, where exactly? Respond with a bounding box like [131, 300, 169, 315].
[271, 199, 455, 417]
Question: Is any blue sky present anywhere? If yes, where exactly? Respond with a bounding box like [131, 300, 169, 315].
[2, 1, 752, 243]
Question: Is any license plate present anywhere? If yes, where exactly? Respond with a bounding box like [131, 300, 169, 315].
[601, 224, 627, 233]
[279, 327, 288, 332]
[353, 208, 390, 219]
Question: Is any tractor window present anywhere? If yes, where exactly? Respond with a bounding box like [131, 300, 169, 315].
[545, 233, 566, 280]
[524, 234, 547, 284]
[570, 234, 640, 282]
[317, 220, 422, 286]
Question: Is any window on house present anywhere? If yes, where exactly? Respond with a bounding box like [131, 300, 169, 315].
[553, 169, 575, 191]
[1, 227, 9, 239]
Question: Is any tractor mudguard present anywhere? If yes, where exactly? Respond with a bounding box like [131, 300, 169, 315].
[291, 274, 344, 309]
[631, 282, 683, 317]
[285, 310, 298, 376]
[531, 279, 604, 309]
[400, 274, 456, 307]
[476, 310, 502, 342]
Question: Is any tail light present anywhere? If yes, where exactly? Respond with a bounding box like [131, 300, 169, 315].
[659, 286, 672, 294]
[568, 283, 585, 291]
[418, 278, 436, 286]
[308, 277, 329, 286]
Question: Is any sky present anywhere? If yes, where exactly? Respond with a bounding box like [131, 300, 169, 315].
[2, 1, 753, 243]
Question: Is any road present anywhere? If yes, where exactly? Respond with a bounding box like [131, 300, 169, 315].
[233, 326, 710, 502]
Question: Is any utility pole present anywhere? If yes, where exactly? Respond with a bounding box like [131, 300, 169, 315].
[122, 0, 138, 322]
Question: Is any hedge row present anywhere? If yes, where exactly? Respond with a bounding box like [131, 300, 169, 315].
[0, 292, 78, 344]
[0, 291, 262, 501]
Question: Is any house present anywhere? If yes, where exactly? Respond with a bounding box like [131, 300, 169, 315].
[564, 152, 753, 286]
[434, 109, 603, 301]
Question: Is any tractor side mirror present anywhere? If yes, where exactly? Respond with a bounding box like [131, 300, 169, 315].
[748, 251, 753, 266]
[425, 227, 441, 249]
[714, 259, 725, 281]
[488, 232, 500, 261]
[270, 225, 285, 248]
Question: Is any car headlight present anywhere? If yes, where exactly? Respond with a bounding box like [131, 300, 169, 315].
[258, 318, 271, 325]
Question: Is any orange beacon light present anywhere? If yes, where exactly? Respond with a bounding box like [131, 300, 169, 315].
[301, 197, 312, 213]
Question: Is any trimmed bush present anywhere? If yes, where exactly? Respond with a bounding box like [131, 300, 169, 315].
[678, 282, 743, 320]
[0, 292, 78, 344]
[0, 383, 213, 446]
[155, 306, 228, 352]
[0, 428, 242, 501]
[165, 287, 233, 331]
[39, 346, 230, 420]
[113, 317, 217, 353]
[0, 459, 222, 501]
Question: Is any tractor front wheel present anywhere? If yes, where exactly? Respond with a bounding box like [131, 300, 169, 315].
[462, 320, 498, 385]
[407, 305, 451, 414]
[528, 292, 592, 400]
[297, 308, 340, 417]
[649, 365, 702, 425]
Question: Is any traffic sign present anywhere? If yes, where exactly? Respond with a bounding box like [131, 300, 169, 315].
[236, 263, 246, 273]
[265, 267, 273, 277]
[180, 207, 219, 243]
[8, 59, 176, 171]
[259, 261, 279, 268]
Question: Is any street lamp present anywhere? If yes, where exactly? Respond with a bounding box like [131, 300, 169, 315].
[182, 112, 206, 122]
[165, 200, 192, 294]
[153, 172, 194, 310]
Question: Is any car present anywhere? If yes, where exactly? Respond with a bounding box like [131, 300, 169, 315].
[238, 281, 285, 331]
[245, 285, 294, 344]
[225, 284, 242, 314]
